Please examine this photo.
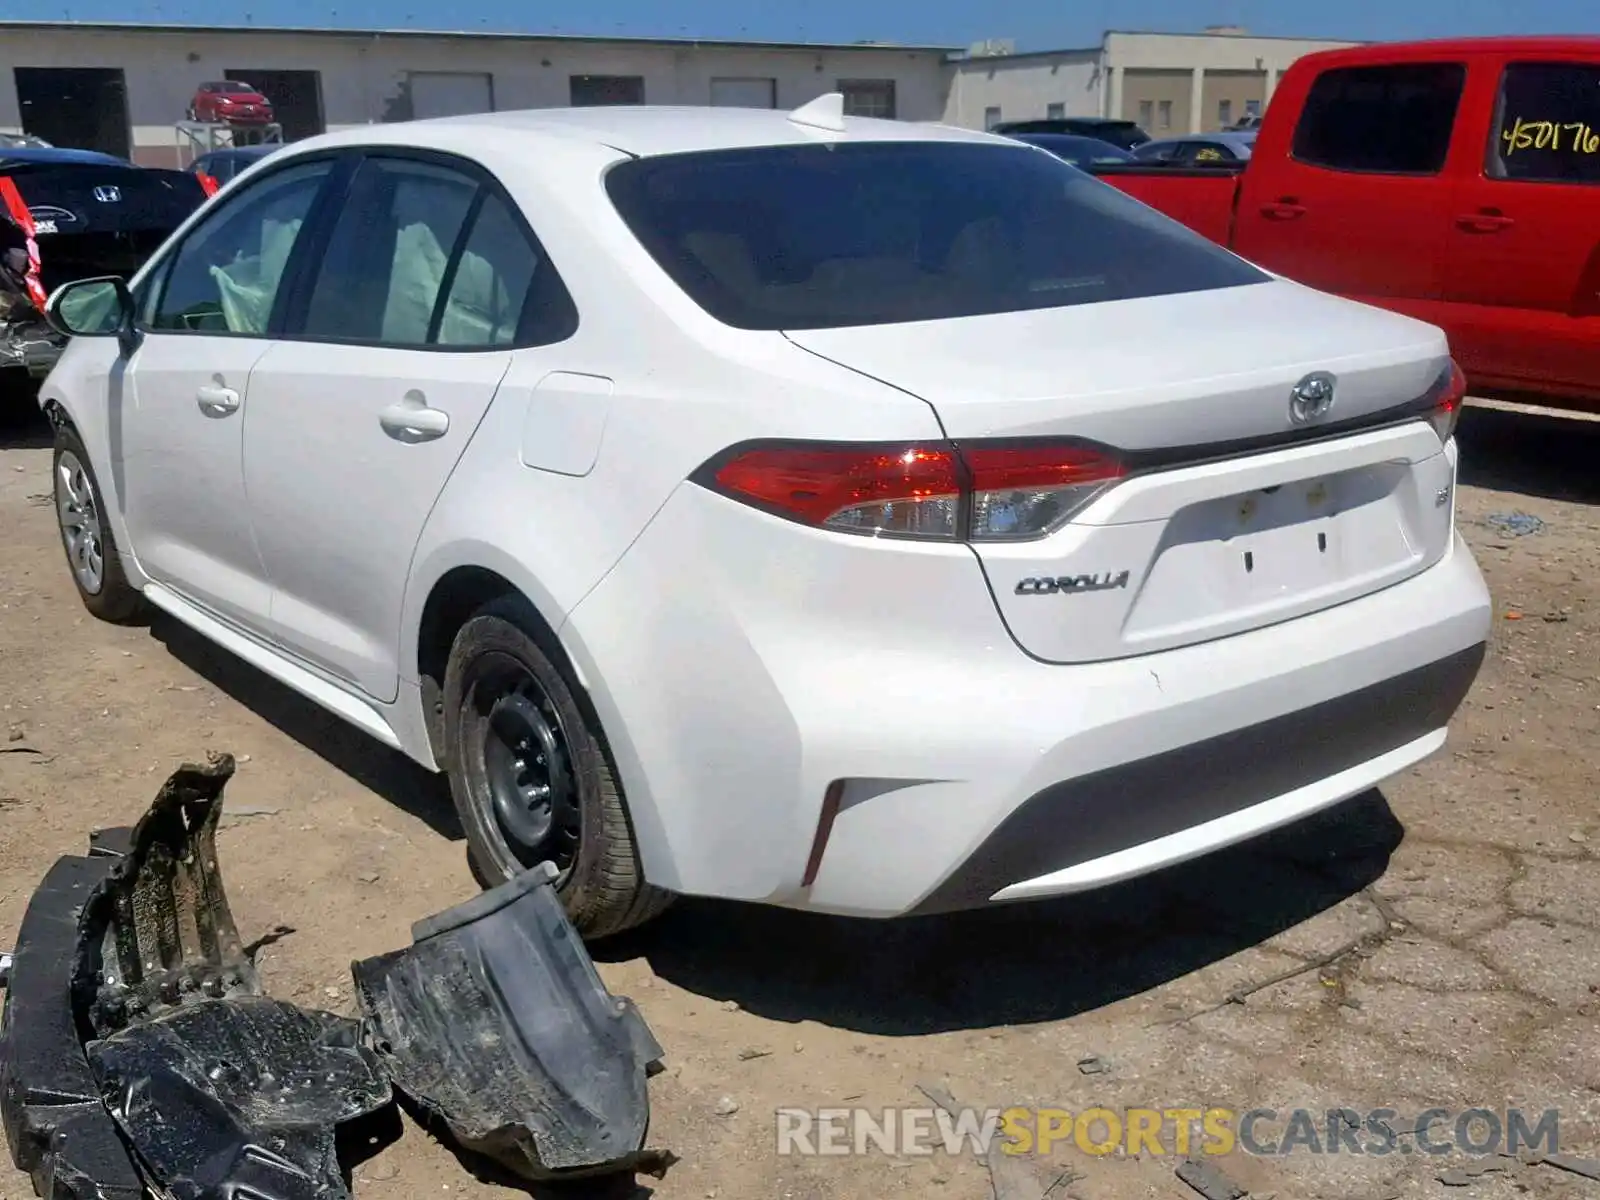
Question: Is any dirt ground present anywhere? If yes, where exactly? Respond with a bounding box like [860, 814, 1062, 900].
[1, 397, 1597, 1200]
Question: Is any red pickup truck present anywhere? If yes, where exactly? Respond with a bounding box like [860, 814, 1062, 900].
[1093, 37, 1600, 415]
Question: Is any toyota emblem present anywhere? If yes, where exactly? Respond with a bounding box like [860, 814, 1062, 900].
[1289, 371, 1337, 424]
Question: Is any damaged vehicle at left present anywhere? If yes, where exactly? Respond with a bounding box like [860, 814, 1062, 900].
[0, 146, 207, 382]
[0, 754, 674, 1199]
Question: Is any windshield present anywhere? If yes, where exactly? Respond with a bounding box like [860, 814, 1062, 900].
[605, 141, 1266, 331]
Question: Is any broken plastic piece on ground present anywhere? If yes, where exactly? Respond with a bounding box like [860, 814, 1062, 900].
[353, 860, 676, 1183]
[69, 753, 390, 1200]
[4, 754, 673, 1199]
[90, 995, 390, 1200]
[71, 754, 260, 1040]
[0, 851, 146, 1200]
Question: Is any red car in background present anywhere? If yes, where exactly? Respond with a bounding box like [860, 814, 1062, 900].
[187, 81, 274, 125]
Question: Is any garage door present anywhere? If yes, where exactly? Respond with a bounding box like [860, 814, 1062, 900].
[710, 77, 776, 108]
[408, 72, 494, 119]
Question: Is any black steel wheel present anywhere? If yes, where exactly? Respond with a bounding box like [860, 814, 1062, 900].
[477, 662, 582, 875]
[441, 594, 673, 939]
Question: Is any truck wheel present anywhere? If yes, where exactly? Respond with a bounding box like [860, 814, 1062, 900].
[441, 594, 673, 939]
[52, 426, 142, 623]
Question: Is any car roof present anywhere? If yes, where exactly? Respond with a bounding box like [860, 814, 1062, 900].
[199, 144, 279, 159]
[1140, 131, 1254, 150]
[296, 104, 1007, 161]
[0, 145, 130, 167]
[1008, 132, 1131, 152]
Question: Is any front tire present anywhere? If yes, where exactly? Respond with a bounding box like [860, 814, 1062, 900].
[441, 595, 673, 939]
[52, 426, 142, 623]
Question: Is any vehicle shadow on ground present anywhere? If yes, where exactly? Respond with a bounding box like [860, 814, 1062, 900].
[596, 791, 1404, 1035]
[1457, 403, 1600, 505]
[0, 378, 50, 449]
[147, 612, 464, 843]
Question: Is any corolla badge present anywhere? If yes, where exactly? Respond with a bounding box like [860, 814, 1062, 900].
[1015, 571, 1131, 596]
[1289, 371, 1336, 424]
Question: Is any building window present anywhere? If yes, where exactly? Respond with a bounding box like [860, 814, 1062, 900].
[1139, 99, 1154, 128]
[710, 77, 777, 108]
[838, 79, 895, 119]
[1292, 62, 1465, 174]
[1046, 102, 1065, 119]
[1488, 62, 1600, 184]
[570, 75, 645, 106]
[1158, 99, 1173, 130]
[1218, 98, 1232, 127]
[1245, 99, 1262, 118]
[984, 106, 1002, 129]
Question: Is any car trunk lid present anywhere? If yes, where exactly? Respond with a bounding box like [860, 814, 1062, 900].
[784, 279, 1459, 663]
[5, 163, 206, 291]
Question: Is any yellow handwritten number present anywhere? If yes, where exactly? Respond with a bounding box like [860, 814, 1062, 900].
[1502, 117, 1600, 155]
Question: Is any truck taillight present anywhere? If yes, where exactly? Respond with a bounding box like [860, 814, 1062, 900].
[1429, 359, 1467, 446]
[696, 439, 1125, 541]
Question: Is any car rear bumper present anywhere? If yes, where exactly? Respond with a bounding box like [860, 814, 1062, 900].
[563, 482, 1492, 918]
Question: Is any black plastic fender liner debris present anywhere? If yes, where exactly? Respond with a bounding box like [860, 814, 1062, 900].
[71, 753, 260, 1041]
[88, 995, 391, 1200]
[63, 752, 392, 1200]
[0, 852, 145, 1200]
[352, 861, 676, 1183]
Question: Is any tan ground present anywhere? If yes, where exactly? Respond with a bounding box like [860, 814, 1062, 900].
[1, 399, 1597, 1200]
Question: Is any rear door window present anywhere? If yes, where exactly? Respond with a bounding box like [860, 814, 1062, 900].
[605, 141, 1267, 331]
[299, 157, 479, 346]
[1292, 62, 1466, 174]
[293, 153, 577, 349]
[1487, 62, 1600, 183]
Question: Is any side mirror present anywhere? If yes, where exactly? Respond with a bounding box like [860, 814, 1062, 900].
[45, 276, 136, 351]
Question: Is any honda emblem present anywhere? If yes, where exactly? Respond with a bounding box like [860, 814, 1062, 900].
[92, 185, 121, 203]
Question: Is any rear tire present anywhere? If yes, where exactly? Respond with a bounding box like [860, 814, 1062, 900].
[52, 426, 142, 623]
[441, 595, 673, 939]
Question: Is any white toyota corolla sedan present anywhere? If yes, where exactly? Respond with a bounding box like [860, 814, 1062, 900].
[39, 97, 1491, 938]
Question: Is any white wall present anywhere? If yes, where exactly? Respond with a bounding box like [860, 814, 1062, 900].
[0, 25, 952, 163]
[944, 50, 1100, 128]
[1104, 30, 1358, 74]
[1103, 30, 1360, 127]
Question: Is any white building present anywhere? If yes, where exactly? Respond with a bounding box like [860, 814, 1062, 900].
[950, 27, 1364, 135]
[0, 20, 958, 166]
[0, 20, 1366, 166]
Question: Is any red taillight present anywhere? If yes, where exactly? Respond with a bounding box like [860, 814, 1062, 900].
[699, 439, 1125, 541]
[1430, 359, 1467, 445]
[962, 442, 1127, 540]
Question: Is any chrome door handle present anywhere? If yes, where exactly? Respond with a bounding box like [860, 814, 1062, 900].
[196, 383, 240, 415]
[379, 398, 449, 443]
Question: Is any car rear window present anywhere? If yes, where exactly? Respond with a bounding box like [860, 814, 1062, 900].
[604, 141, 1267, 331]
